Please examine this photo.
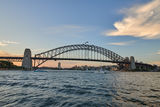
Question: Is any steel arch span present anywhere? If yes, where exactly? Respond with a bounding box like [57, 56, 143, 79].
[34, 44, 125, 67]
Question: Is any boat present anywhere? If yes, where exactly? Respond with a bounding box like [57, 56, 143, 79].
[34, 69, 48, 72]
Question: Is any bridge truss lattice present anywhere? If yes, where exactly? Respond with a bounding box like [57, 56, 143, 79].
[34, 44, 125, 67]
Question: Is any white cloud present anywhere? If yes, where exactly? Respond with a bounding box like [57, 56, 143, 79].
[0, 42, 7, 46]
[2, 40, 19, 44]
[105, 0, 160, 39]
[156, 50, 160, 55]
[108, 40, 135, 46]
[0, 40, 19, 46]
[0, 50, 10, 56]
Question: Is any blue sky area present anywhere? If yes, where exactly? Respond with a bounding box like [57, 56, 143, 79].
[0, 0, 160, 66]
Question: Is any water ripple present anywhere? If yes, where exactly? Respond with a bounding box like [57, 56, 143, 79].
[0, 70, 160, 107]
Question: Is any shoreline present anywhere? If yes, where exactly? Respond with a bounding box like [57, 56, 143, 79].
[0, 69, 159, 72]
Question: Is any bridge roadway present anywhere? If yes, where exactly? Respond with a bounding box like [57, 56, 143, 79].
[0, 56, 126, 63]
[0, 56, 152, 67]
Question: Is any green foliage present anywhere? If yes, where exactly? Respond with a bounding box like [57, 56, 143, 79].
[0, 60, 18, 68]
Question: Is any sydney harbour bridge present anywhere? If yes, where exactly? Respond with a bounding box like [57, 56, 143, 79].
[0, 44, 154, 71]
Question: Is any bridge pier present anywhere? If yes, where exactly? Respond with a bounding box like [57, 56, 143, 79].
[124, 57, 130, 70]
[22, 48, 32, 70]
[130, 56, 136, 70]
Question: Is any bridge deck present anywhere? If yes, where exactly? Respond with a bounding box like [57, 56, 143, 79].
[0, 56, 125, 63]
[0, 56, 153, 67]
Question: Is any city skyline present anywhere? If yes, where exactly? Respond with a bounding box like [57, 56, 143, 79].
[0, 0, 160, 67]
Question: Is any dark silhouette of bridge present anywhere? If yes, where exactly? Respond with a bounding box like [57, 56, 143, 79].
[0, 44, 154, 70]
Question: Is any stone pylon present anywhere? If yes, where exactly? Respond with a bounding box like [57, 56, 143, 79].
[22, 48, 32, 70]
[130, 56, 136, 70]
[124, 57, 130, 70]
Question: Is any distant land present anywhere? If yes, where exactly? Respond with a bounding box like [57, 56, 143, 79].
[0, 60, 22, 70]
[0, 60, 160, 72]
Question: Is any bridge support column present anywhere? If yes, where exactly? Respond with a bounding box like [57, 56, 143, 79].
[124, 57, 130, 70]
[22, 48, 32, 70]
[130, 56, 136, 70]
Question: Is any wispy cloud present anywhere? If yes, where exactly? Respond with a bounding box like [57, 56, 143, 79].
[151, 61, 160, 66]
[156, 50, 160, 55]
[105, 0, 160, 39]
[108, 40, 135, 46]
[45, 25, 93, 36]
[0, 50, 22, 57]
[0, 42, 8, 46]
[0, 50, 10, 56]
[32, 49, 47, 53]
[0, 40, 19, 46]
[2, 40, 19, 44]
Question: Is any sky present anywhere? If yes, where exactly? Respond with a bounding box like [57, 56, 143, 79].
[0, 0, 160, 67]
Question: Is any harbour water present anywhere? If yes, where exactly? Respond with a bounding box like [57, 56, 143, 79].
[0, 70, 160, 107]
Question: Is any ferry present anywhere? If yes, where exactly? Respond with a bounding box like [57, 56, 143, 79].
[34, 69, 48, 72]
